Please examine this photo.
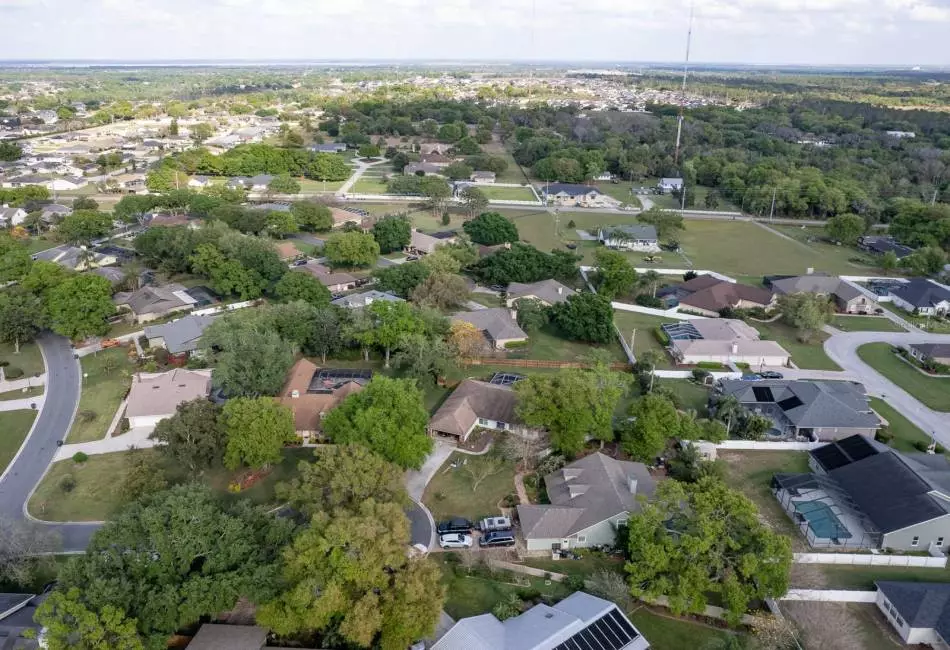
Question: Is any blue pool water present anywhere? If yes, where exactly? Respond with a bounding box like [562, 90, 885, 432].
[793, 501, 853, 540]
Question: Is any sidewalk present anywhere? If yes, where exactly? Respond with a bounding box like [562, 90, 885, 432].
[0, 374, 46, 393]
[53, 426, 156, 461]
[0, 395, 44, 412]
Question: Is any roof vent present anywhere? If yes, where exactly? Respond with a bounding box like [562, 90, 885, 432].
[544, 613, 554, 619]
[568, 484, 589, 499]
[291, 389, 300, 399]
[628, 477, 638, 494]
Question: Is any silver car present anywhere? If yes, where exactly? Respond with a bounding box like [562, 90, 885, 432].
[438, 533, 473, 549]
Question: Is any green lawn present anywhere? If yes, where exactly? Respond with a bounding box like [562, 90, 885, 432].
[468, 292, 503, 308]
[67, 347, 135, 443]
[435, 556, 573, 620]
[350, 177, 390, 194]
[480, 186, 538, 202]
[629, 608, 737, 650]
[592, 182, 641, 207]
[870, 397, 933, 452]
[753, 320, 841, 370]
[613, 311, 677, 368]
[25, 236, 59, 254]
[522, 554, 625, 579]
[832, 315, 905, 332]
[517, 324, 628, 364]
[721, 451, 810, 546]
[858, 343, 950, 411]
[882, 302, 950, 333]
[0, 342, 46, 377]
[820, 564, 950, 590]
[422, 452, 516, 522]
[299, 178, 346, 192]
[660, 380, 712, 414]
[0, 410, 36, 476]
[28, 447, 314, 522]
[0, 385, 43, 402]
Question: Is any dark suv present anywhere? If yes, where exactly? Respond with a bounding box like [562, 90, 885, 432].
[437, 518, 473, 535]
[479, 530, 516, 548]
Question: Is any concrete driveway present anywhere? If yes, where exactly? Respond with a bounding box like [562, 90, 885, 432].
[0, 335, 101, 551]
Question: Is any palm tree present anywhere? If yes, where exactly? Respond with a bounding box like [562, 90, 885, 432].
[713, 394, 743, 437]
[638, 349, 663, 393]
[641, 270, 661, 297]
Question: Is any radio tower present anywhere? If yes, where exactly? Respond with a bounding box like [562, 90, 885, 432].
[673, 3, 695, 166]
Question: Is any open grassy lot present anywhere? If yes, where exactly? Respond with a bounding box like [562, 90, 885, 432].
[613, 311, 678, 368]
[629, 608, 737, 650]
[0, 385, 43, 402]
[350, 177, 390, 194]
[0, 410, 36, 476]
[422, 452, 516, 522]
[67, 347, 135, 443]
[832, 315, 905, 332]
[0, 342, 46, 378]
[299, 178, 346, 192]
[819, 564, 950, 590]
[720, 451, 810, 548]
[592, 182, 641, 206]
[661, 379, 713, 414]
[480, 185, 538, 202]
[858, 343, 950, 411]
[515, 324, 628, 364]
[753, 320, 841, 370]
[870, 397, 933, 452]
[28, 446, 313, 522]
[522, 554, 625, 579]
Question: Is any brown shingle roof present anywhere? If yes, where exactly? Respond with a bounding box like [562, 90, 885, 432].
[126, 369, 211, 418]
[429, 379, 520, 438]
[276, 358, 364, 432]
[678, 278, 773, 313]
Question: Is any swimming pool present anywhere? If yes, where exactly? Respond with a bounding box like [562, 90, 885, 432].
[793, 501, 853, 540]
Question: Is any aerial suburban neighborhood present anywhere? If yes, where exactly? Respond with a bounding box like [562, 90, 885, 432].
[0, 7, 949, 650]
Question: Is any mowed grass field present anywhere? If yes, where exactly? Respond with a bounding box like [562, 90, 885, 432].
[0, 410, 37, 475]
[858, 343, 950, 411]
[832, 315, 905, 332]
[479, 185, 538, 201]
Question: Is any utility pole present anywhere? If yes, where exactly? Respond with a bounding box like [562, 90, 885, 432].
[769, 187, 777, 222]
[680, 185, 687, 211]
[933, 189, 939, 206]
[672, 2, 695, 166]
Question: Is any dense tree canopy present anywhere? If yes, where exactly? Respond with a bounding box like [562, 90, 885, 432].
[201, 310, 295, 397]
[373, 261, 430, 297]
[548, 293, 615, 343]
[471, 243, 579, 285]
[321, 376, 432, 469]
[323, 231, 380, 267]
[372, 214, 412, 253]
[148, 399, 224, 475]
[47, 274, 114, 340]
[462, 212, 519, 245]
[221, 397, 297, 470]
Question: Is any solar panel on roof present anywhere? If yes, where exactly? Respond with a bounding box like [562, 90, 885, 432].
[837, 434, 879, 462]
[552, 607, 639, 650]
[778, 395, 804, 411]
[812, 444, 851, 471]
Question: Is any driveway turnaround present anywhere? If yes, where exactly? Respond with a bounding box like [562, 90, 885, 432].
[0, 335, 101, 551]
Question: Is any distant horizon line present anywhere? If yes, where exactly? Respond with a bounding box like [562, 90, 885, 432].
[0, 58, 947, 71]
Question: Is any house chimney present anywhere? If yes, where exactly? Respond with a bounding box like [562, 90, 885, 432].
[557, 286, 563, 295]
[628, 477, 638, 494]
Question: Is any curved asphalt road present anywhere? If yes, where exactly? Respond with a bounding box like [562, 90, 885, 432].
[0, 334, 100, 551]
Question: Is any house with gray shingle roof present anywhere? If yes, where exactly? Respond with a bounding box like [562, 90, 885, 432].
[715, 379, 880, 441]
[114, 283, 196, 324]
[597, 225, 660, 252]
[331, 289, 403, 309]
[452, 307, 527, 349]
[767, 273, 877, 314]
[875, 581, 950, 646]
[891, 278, 950, 316]
[908, 343, 950, 366]
[144, 314, 218, 356]
[505, 279, 574, 307]
[517, 452, 656, 551]
[428, 379, 525, 443]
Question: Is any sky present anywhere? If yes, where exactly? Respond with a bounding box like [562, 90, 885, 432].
[1, 0, 949, 66]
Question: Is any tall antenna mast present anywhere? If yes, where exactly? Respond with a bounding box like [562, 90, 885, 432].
[673, 2, 695, 166]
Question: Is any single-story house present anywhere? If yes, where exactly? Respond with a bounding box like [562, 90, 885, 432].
[470, 171, 496, 184]
[407, 229, 453, 255]
[908, 343, 950, 366]
[420, 143, 450, 156]
[859, 235, 916, 259]
[542, 183, 617, 208]
[226, 176, 249, 190]
[250, 201, 291, 212]
[88, 266, 127, 286]
[428, 379, 527, 443]
[330, 289, 403, 309]
[452, 308, 528, 349]
[2, 174, 50, 189]
[432, 591, 649, 650]
[0, 206, 27, 227]
[875, 581, 950, 647]
[404, 162, 443, 176]
[126, 368, 212, 429]
[144, 314, 218, 357]
[517, 452, 657, 552]
[330, 206, 365, 229]
[657, 177, 684, 193]
[886, 130, 916, 139]
[773, 435, 950, 550]
[715, 379, 880, 441]
[47, 176, 86, 192]
[0, 591, 49, 649]
[247, 174, 274, 191]
[505, 279, 574, 307]
[275, 240, 303, 262]
[308, 143, 347, 153]
[187, 175, 211, 188]
[419, 153, 454, 167]
[296, 263, 358, 293]
[187, 624, 267, 650]
[768, 273, 878, 314]
[114, 283, 197, 324]
[891, 278, 950, 316]
[277, 359, 370, 440]
[597, 225, 661, 252]
[39, 203, 71, 225]
[32, 245, 116, 271]
[662, 319, 791, 367]
[660, 275, 775, 317]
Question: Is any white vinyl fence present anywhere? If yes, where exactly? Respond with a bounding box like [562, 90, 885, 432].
[794, 552, 948, 568]
[192, 300, 257, 317]
[716, 441, 825, 451]
[781, 589, 878, 603]
[654, 369, 742, 380]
